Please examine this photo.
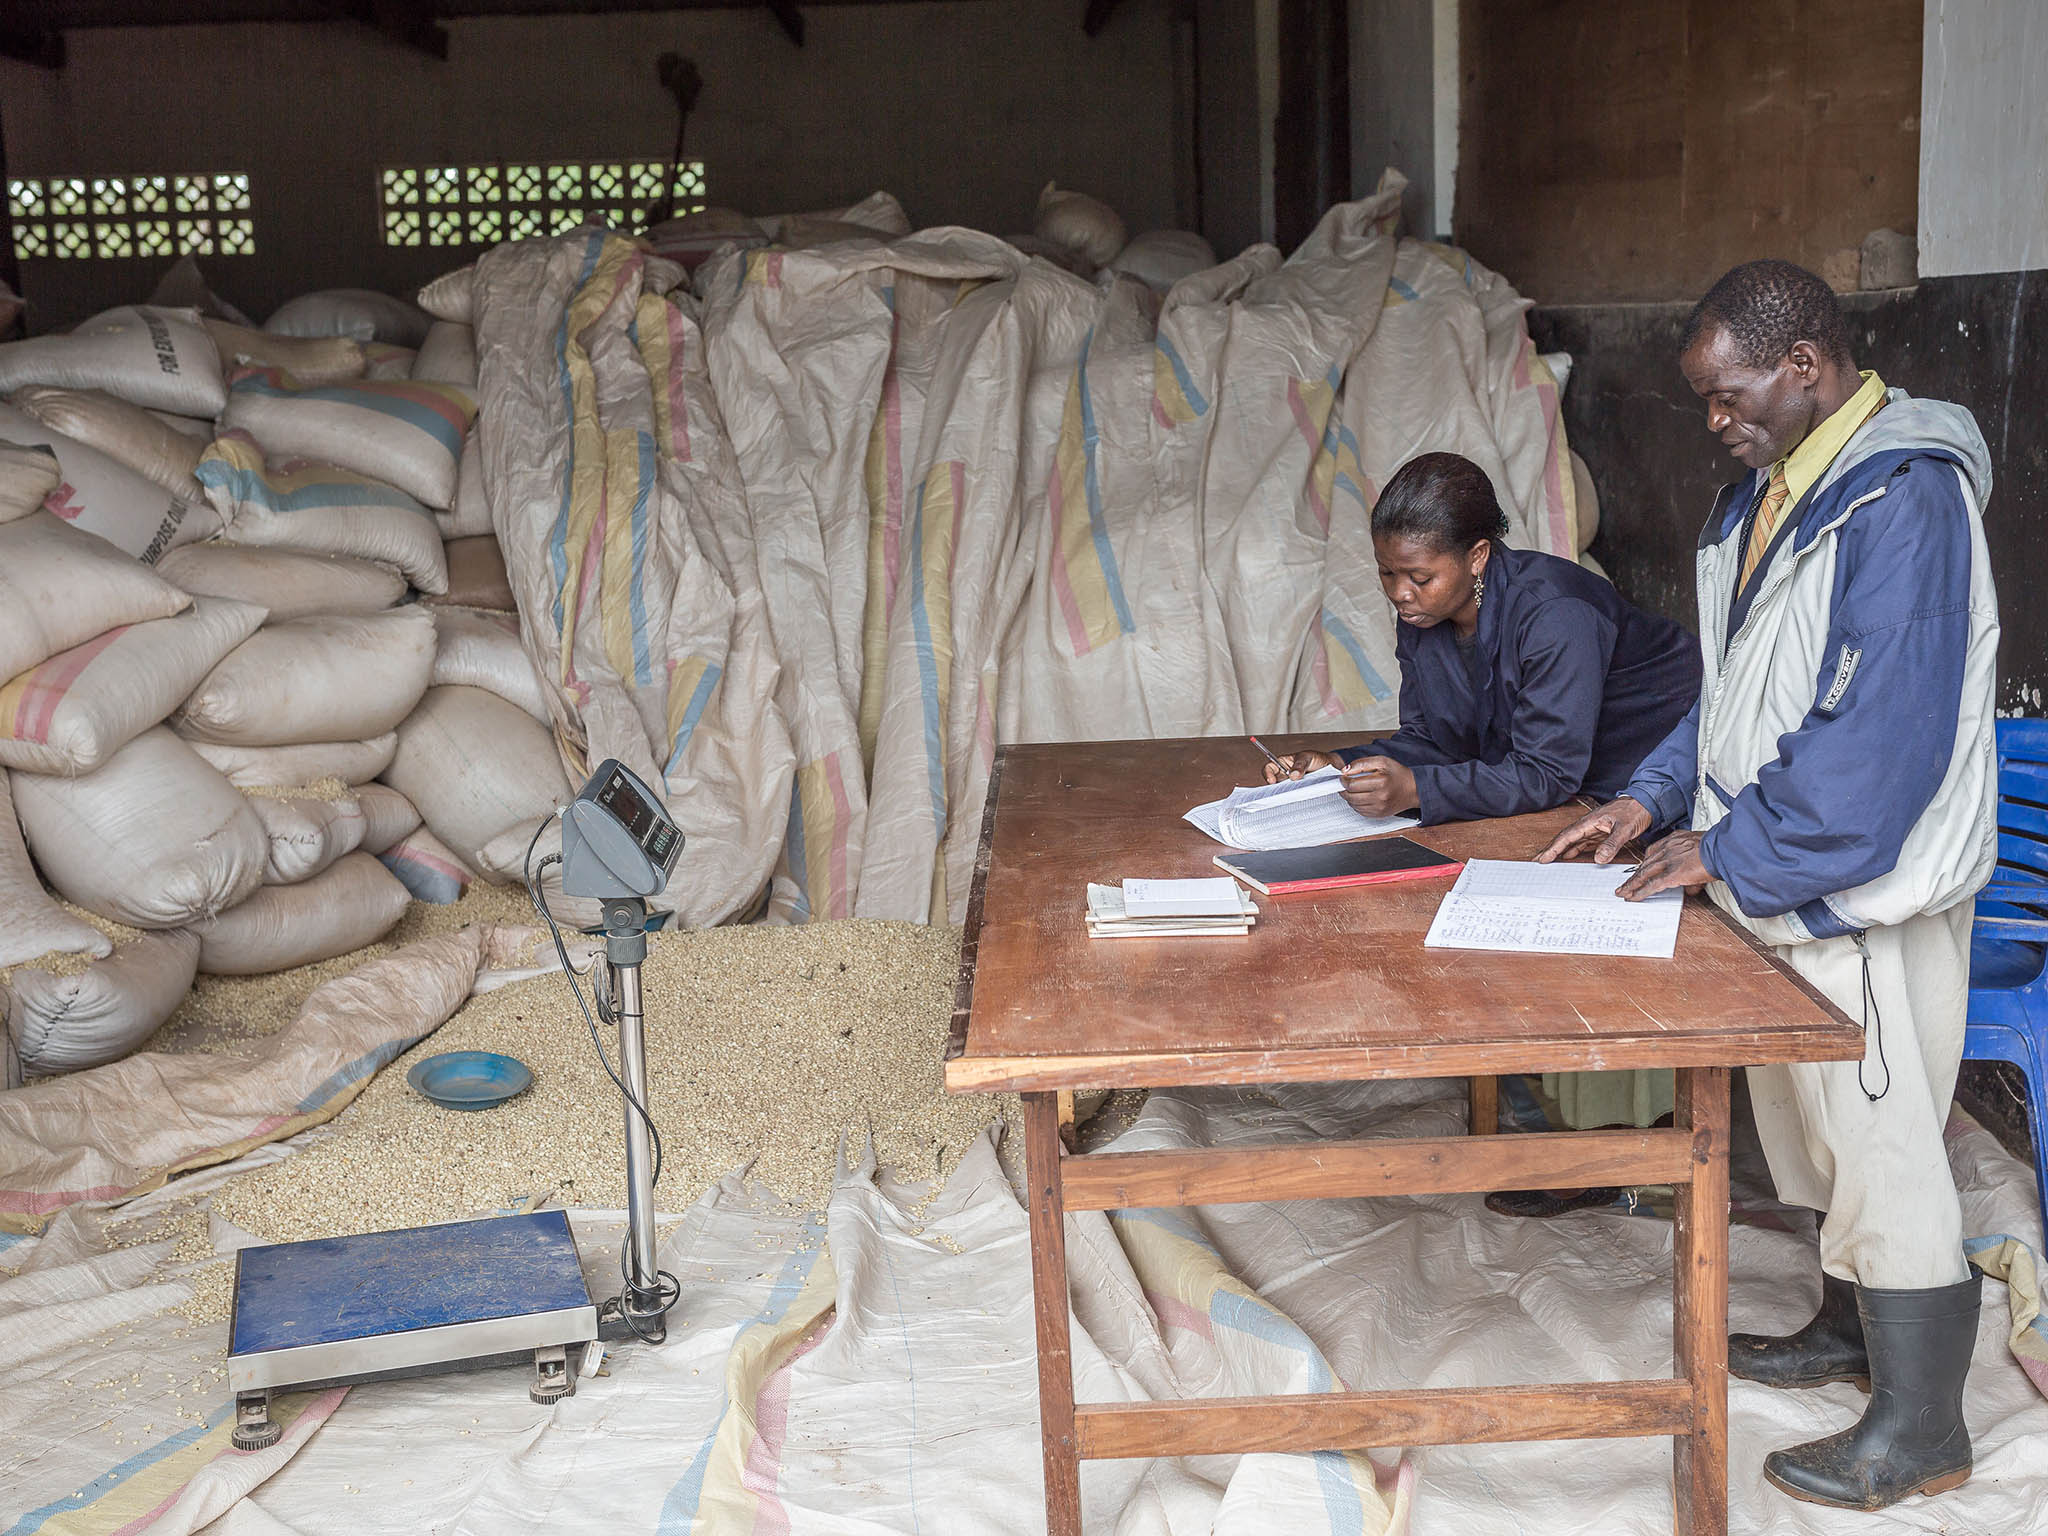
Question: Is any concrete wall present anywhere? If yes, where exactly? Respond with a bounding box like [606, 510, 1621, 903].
[1919, 0, 2048, 278]
[1, 1, 1183, 329]
[1347, 0, 1448, 237]
[1455, 0, 1922, 305]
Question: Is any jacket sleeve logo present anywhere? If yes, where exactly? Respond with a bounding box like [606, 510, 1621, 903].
[1817, 643, 1862, 714]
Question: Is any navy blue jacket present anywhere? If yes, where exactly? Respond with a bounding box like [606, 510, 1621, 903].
[1337, 545, 1702, 825]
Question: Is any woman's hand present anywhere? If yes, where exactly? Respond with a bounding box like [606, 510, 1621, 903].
[1262, 750, 1335, 784]
[1337, 756, 1417, 818]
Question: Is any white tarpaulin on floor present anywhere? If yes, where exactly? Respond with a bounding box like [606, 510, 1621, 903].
[6, 1074, 2043, 1536]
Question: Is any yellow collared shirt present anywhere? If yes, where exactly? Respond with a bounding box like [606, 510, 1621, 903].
[1776, 369, 1888, 511]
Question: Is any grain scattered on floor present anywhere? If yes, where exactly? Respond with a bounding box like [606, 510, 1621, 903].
[212, 919, 1016, 1247]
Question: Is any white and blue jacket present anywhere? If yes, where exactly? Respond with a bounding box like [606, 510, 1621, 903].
[1624, 392, 2000, 947]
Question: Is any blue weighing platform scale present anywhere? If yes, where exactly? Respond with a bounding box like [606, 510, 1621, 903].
[222, 759, 687, 1450]
[226, 1210, 598, 1446]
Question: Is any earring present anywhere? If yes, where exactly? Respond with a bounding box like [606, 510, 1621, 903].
[1473, 574, 1485, 606]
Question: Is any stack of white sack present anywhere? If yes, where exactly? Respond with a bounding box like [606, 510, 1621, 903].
[449, 170, 1581, 930]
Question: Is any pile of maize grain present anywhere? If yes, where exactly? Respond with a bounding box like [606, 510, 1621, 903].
[212, 918, 1014, 1247]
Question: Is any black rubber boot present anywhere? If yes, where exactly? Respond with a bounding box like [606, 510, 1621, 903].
[1728, 1271, 1869, 1391]
[1763, 1269, 1982, 1511]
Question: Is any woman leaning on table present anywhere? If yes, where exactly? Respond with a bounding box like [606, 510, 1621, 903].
[1265, 452, 1703, 1214]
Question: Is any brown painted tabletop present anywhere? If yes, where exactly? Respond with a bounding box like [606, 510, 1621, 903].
[945, 735, 1864, 1093]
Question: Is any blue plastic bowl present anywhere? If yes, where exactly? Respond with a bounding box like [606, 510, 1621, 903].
[406, 1050, 533, 1111]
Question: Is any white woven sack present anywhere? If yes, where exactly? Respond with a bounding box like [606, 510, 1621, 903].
[430, 605, 548, 721]
[0, 510, 190, 682]
[190, 733, 397, 789]
[177, 605, 436, 747]
[9, 385, 206, 500]
[0, 403, 219, 561]
[0, 596, 266, 776]
[437, 430, 491, 538]
[0, 774, 111, 967]
[0, 441, 60, 522]
[195, 431, 447, 592]
[381, 684, 569, 868]
[265, 289, 432, 348]
[217, 369, 475, 509]
[416, 265, 475, 325]
[191, 851, 411, 975]
[12, 726, 266, 928]
[246, 788, 368, 884]
[0, 306, 226, 417]
[154, 543, 405, 620]
[362, 343, 417, 381]
[477, 815, 600, 927]
[148, 411, 216, 440]
[8, 930, 199, 1076]
[412, 322, 477, 389]
[1106, 230, 1218, 293]
[203, 318, 365, 386]
[354, 782, 421, 854]
[1034, 183, 1127, 267]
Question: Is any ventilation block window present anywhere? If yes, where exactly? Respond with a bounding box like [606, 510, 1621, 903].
[8, 174, 255, 261]
[379, 160, 707, 248]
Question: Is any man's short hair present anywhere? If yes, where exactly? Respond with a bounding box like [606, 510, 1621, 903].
[1681, 259, 1854, 369]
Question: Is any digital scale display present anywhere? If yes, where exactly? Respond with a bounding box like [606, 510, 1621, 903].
[597, 767, 658, 843]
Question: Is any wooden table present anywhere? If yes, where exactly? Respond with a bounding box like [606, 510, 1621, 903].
[944, 736, 1864, 1536]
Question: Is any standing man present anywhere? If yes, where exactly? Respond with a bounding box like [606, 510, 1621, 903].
[1541, 259, 1999, 1511]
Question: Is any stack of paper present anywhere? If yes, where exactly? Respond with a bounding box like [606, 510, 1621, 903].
[1185, 767, 1418, 851]
[1423, 858, 1682, 958]
[1087, 877, 1258, 938]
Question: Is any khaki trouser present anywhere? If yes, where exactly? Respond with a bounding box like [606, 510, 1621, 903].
[1745, 901, 1974, 1290]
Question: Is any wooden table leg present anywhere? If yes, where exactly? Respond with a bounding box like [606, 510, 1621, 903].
[1024, 1091, 1082, 1535]
[1468, 1074, 1499, 1135]
[1672, 1066, 1730, 1536]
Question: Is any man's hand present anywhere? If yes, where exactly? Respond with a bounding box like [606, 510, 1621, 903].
[1537, 796, 1654, 865]
[1262, 750, 1334, 784]
[1337, 756, 1417, 819]
[1615, 830, 1712, 901]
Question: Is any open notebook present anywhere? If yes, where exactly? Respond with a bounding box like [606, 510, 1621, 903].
[1185, 767, 1417, 850]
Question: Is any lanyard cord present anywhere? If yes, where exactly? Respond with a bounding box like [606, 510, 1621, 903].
[1853, 931, 1891, 1102]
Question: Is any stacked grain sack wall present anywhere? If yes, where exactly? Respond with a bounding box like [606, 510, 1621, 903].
[0, 170, 1582, 1085]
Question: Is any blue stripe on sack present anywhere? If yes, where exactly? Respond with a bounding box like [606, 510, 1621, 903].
[551, 234, 608, 635]
[230, 377, 467, 459]
[628, 431, 657, 685]
[781, 786, 811, 921]
[906, 479, 950, 840]
[664, 662, 723, 776]
[1154, 332, 1210, 417]
[1389, 276, 1420, 302]
[291, 1034, 434, 1115]
[2, 1401, 235, 1536]
[657, 1223, 827, 1532]
[1075, 331, 1136, 636]
[379, 849, 466, 904]
[1320, 609, 1392, 701]
[1207, 1289, 1366, 1529]
[193, 461, 426, 516]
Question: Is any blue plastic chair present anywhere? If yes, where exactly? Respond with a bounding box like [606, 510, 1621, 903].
[1964, 717, 2048, 1222]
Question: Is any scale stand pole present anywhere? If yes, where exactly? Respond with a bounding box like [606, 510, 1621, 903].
[602, 896, 665, 1342]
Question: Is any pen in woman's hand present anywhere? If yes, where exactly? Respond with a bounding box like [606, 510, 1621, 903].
[1248, 735, 1286, 772]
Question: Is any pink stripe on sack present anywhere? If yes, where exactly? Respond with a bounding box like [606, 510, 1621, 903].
[743, 1322, 829, 1533]
[664, 304, 694, 463]
[0, 1180, 132, 1214]
[1144, 1288, 1215, 1342]
[7, 625, 129, 743]
[42, 481, 87, 522]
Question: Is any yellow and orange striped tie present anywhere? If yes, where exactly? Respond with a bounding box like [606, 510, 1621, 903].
[1739, 460, 1791, 591]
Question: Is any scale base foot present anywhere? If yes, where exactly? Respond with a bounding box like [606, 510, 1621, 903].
[596, 1295, 667, 1345]
[232, 1391, 282, 1450]
[529, 1343, 576, 1405]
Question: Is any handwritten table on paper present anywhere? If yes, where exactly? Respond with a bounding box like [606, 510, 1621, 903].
[1425, 857, 1684, 958]
[945, 735, 1865, 1536]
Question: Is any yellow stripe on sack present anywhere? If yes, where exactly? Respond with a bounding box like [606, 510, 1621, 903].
[1049, 377, 1123, 651]
[685, 1254, 838, 1536]
[596, 418, 644, 685]
[635, 291, 681, 460]
[857, 395, 895, 770]
[556, 236, 641, 687]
